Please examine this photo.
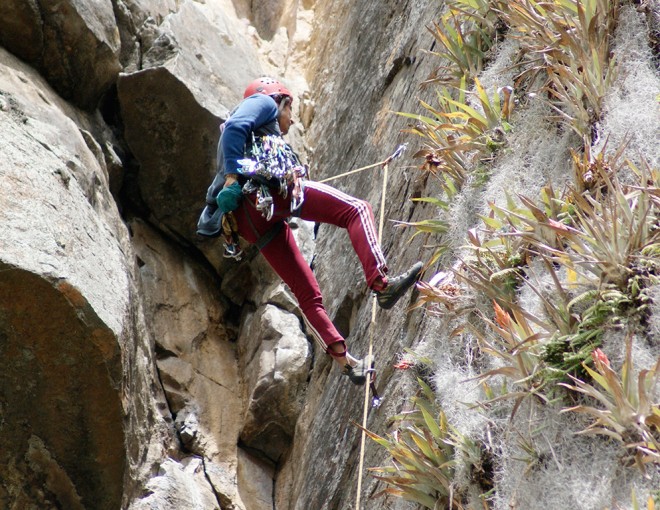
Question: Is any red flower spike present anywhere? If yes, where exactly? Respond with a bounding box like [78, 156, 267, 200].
[592, 348, 610, 368]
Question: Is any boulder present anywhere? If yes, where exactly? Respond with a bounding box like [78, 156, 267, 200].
[0, 0, 121, 109]
[0, 45, 171, 509]
[238, 304, 311, 462]
[117, 1, 264, 245]
[128, 457, 220, 510]
[0, 267, 124, 510]
[0, 48, 123, 510]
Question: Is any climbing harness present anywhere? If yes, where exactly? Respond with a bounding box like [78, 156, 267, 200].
[238, 134, 307, 220]
[354, 143, 407, 510]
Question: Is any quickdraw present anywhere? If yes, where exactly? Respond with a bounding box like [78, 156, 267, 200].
[369, 381, 382, 408]
[238, 134, 307, 220]
[221, 212, 243, 260]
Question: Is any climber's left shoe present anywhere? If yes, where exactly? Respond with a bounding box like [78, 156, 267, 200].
[376, 261, 423, 310]
[342, 355, 375, 386]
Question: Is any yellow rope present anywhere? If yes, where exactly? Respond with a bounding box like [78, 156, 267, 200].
[317, 160, 386, 184]
[355, 158, 389, 510]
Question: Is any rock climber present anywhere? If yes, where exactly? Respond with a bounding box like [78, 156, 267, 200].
[198, 77, 422, 385]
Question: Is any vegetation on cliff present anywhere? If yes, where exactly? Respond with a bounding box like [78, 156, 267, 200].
[368, 0, 660, 507]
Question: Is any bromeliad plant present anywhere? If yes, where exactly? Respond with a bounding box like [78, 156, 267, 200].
[459, 224, 527, 305]
[405, 0, 619, 210]
[495, 0, 619, 141]
[402, 85, 473, 198]
[425, 0, 500, 85]
[506, 151, 658, 288]
[482, 183, 571, 252]
[560, 340, 660, 473]
[571, 137, 625, 194]
[363, 379, 465, 509]
[398, 0, 513, 202]
[447, 152, 659, 401]
[560, 172, 658, 290]
[460, 184, 568, 304]
[413, 270, 463, 315]
[536, 161, 660, 352]
[467, 300, 552, 416]
[437, 77, 514, 146]
[364, 378, 495, 508]
[401, 77, 514, 198]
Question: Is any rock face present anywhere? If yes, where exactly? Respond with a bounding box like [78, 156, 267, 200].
[1, 0, 659, 509]
[238, 303, 311, 463]
[0, 45, 168, 509]
[0, 0, 121, 109]
[0, 268, 124, 510]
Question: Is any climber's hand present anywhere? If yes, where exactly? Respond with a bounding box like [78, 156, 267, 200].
[223, 174, 239, 187]
[216, 181, 242, 213]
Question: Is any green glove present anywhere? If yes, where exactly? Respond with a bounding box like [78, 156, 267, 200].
[216, 181, 243, 213]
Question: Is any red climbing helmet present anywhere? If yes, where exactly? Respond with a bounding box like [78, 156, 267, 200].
[243, 77, 293, 103]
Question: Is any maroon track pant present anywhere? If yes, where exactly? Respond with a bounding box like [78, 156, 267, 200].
[233, 180, 388, 352]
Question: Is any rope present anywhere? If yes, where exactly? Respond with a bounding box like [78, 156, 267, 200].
[317, 160, 385, 184]
[354, 154, 391, 510]
[319, 144, 407, 186]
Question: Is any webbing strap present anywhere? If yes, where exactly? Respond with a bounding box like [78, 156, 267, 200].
[255, 221, 283, 250]
[355, 157, 390, 510]
[243, 202, 284, 251]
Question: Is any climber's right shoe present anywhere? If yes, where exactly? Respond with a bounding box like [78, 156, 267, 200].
[342, 355, 375, 386]
[376, 261, 423, 310]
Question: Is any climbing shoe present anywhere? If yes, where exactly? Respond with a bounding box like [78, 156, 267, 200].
[376, 261, 423, 310]
[342, 355, 375, 386]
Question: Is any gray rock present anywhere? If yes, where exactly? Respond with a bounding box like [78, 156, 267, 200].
[0, 0, 121, 109]
[0, 43, 171, 510]
[237, 449, 275, 510]
[1, 50, 129, 510]
[175, 408, 200, 449]
[239, 304, 311, 462]
[128, 457, 221, 510]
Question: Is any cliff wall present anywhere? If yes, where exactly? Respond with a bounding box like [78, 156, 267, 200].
[1, 0, 659, 509]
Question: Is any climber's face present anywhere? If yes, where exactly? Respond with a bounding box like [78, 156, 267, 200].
[278, 101, 294, 135]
